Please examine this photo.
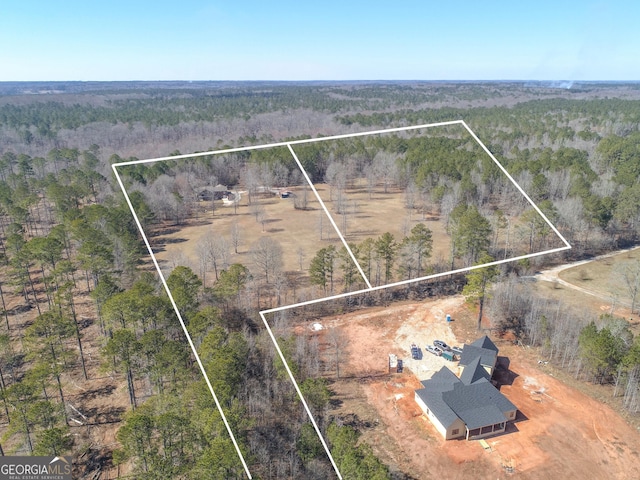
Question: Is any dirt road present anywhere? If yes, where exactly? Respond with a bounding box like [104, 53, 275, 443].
[534, 245, 640, 306]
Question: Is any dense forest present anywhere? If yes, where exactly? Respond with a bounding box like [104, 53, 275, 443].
[0, 81, 640, 478]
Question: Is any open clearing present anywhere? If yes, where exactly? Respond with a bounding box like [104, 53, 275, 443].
[557, 247, 640, 309]
[151, 184, 352, 303]
[535, 247, 640, 333]
[151, 182, 453, 296]
[296, 297, 640, 479]
[311, 180, 453, 264]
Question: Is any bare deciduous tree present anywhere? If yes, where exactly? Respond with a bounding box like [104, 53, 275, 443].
[250, 237, 283, 284]
[325, 162, 347, 202]
[611, 259, 640, 314]
[293, 184, 310, 210]
[241, 164, 261, 205]
[250, 201, 265, 223]
[372, 151, 399, 194]
[326, 325, 348, 379]
[404, 180, 418, 219]
[230, 221, 242, 254]
[296, 246, 306, 271]
[197, 234, 230, 281]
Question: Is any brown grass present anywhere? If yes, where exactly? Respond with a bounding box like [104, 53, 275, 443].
[559, 248, 640, 309]
[152, 183, 454, 301]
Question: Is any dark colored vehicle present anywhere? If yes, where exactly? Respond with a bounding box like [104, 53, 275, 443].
[410, 343, 420, 359]
[397, 359, 403, 373]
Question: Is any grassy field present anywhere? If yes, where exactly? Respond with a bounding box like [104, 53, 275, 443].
[313, 178, 452, 259]
[559, 248, 640, 311]
[152, 185, 346, 299]
[152, 170, 572, 307]
[152, 181, 453, 304]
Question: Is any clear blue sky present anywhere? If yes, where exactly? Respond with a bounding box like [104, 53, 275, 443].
[1, 1, 637, 81]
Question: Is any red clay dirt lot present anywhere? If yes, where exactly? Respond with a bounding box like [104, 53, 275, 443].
[305, 297, 640, 480]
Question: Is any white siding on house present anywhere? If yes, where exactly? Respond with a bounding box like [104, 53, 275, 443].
[414, 393, 466, 440]
[415, 393, 447, 438]
[445, 418, 466, 440]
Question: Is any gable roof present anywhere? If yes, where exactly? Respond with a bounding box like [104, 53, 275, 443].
[459, 344, 497, 369]
[451, 401, 506, 430]
[471, 335, 498, 352]
[415, 388, 460, 429]
[421, 366, 459, 390]
[415, 335, 517, 435]
[459, 356, 491, 385]
[416, 368, 461, 428]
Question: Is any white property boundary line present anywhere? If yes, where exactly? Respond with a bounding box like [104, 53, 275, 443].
[286, 144, 372, 290]
[113, 121, 571, 480]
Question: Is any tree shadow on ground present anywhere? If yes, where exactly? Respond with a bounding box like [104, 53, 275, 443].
[70, 384, 116, 403]
[80, 405, 126, 425]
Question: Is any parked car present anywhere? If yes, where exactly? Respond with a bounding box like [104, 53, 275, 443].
[426, 345, 441, 356]
[433, 340, 451, 351]
[451, 346, 463, 356]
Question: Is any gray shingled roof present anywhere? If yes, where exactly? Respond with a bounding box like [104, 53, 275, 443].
[415, 388, 460, 429]
[416, 369, 460, 429]
[454, 403, 506, 430]
[421, 367, 459, 390]
[417, 373, 516, 431]
[459, 356, 491, 385]
[443, 380, 516, 430]
[415, 336, 517, 435]
[471, 335, 499, 352]
[459, 344, 497, 369]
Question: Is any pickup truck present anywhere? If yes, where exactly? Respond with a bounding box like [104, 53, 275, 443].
[426, 345, 441, 356]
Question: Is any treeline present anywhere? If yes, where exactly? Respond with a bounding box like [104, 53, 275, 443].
[336, 105, 640, 257]
[0, 82, 581, 138]
[337, 97, 640, 136]
[487, 275, 640, 413]
[308, 215, 493, 292]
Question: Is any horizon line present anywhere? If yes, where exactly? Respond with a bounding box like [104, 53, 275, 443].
[1, 79, 640, 84]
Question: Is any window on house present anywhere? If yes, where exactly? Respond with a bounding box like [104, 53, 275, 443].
[452, 429, 459, 435]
